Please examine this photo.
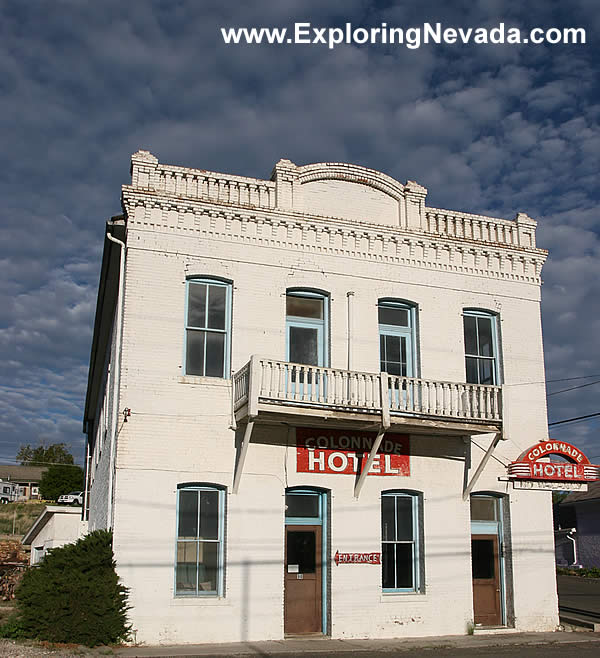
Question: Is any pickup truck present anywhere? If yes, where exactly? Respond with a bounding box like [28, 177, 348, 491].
[57, 491, 83, 505]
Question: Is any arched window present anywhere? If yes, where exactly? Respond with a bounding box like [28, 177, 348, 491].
[175, 484, 226, 596]
[378, 300, 417, 377]
[185, 278, 232, 377]
[381, 489, 424, 593]
[463, 310, 500, 385]
[286, 289, 329, 367]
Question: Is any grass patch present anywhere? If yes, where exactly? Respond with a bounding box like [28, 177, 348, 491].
[0, 502, 46, 537]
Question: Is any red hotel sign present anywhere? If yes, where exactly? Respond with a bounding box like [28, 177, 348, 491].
[334, 551, 381, 565]
[296, 428, 409, 476]
[508, 440, 600, 482]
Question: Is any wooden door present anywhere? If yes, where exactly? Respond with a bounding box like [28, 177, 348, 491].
[284, 525, 322, 634]
[472, 534, 502, 626]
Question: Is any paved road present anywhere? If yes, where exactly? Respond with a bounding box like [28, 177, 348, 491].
[230, 646, 600, 658]
[557, 575, 600, 615]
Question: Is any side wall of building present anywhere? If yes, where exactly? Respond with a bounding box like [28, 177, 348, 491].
[30, 511, 87, 565]
[88, 323, 118, 531]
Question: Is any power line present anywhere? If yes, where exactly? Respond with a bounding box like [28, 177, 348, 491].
[0, 458, 84, 468]
[471, 440, 509, 468]
[504, 374, 600, 387]
[546, 374, 600, 383]
[548, 412, 600, 427]
[547, 379, 600, 397]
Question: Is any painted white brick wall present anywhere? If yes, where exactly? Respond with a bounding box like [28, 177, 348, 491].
[88, 155, 557, 644]
[299, 180, 400, 226]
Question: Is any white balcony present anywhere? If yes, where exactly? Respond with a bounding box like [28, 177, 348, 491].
[233, 356, 503, 436]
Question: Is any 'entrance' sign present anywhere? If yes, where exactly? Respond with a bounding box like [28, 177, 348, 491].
[296, 428, 410, 476]
[508, 440, 600, 483]
[334, 551, 381, 565]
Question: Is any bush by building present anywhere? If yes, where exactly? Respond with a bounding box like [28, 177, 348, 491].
[0, 530, 130, 646]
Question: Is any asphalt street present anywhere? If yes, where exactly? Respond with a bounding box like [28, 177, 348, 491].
[557, 575, 600, 616]
[229, 644, 600, 658]
[228, 645, 600, 658]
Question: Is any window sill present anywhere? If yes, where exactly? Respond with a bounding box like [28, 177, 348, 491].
[171, 595, 229, 606]
[178, 375, 231, 387]
[380, 590, 426, 600]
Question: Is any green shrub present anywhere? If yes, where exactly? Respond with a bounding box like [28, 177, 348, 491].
[0, 613, 26, 639]
[0, 530, 130, 646]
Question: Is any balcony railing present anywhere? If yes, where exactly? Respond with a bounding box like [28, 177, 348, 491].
[233, 356, 502, 426]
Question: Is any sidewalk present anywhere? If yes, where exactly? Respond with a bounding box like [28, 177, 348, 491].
[116, 630, 600, 657]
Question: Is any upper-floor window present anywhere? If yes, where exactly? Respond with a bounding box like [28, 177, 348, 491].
[463, 310, 499, 385]
[286, 290, 328, 367]
[381, 490, 423, 593]
[175, 484, 225, 596]
[378, 300, 416, 377]
[185, 278, 232, 377]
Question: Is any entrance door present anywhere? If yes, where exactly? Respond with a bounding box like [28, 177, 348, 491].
[284, 525, 322, 634]
[472, 534, 502, 626]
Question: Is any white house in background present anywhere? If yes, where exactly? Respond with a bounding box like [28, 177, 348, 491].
[22, 506, 88, 565]
[0, 465, 46, 500]
[83, 150, 556, 645]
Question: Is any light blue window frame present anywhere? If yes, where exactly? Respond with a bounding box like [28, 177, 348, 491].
[463, 309, 500, 386]
[470, 493, 506, 625]
[184, 277, 232, 378]
[378, 300, 417, 378]
[175, 484, 226, 597]
[285, 487, 328, 634]
[285, 290, 329, 367]
[381, 490, 422, 594]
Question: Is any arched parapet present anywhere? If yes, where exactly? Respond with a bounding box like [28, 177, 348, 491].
[270, 159, 427, 228]
[297, 162, 408, 201]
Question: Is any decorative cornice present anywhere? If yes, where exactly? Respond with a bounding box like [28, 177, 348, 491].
[128, 152, 541, 253]
[121, 188, 547, 285]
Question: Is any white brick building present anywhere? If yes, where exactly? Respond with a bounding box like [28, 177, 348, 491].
[83, 150, 558, 645]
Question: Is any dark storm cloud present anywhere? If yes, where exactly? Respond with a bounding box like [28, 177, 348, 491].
[0, 0, 598, 462]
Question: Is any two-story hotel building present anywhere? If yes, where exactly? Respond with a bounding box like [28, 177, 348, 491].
[83, 150, 557, 644]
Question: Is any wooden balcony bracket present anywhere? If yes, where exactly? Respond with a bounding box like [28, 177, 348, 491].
[232, 357, 261, 494]
[354, 373, 391, 499]
[462, 431, 502, 501]
[232, 420, 255, 494]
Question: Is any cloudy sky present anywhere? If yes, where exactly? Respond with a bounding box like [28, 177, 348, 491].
[1, 0, 598, 465]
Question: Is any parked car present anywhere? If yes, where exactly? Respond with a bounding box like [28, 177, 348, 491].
[57, 491, 83, 505]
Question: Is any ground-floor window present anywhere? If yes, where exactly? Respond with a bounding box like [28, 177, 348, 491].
[175, 484, 225, 596]
[381, 490, 423, 592]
